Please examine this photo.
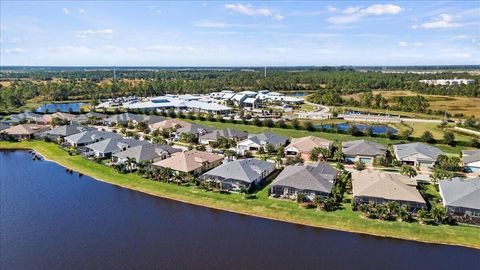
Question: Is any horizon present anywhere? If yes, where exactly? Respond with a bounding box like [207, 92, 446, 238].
[1, 1, 479, 66]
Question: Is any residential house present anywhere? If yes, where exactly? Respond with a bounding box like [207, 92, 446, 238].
[2, 124, 50, 140]
[393, 142, 444, 168]
[103, 113, 144, 126]
[72, 112, 108, 124]
[0, 122, 9, 131]
[236, 132, 288, 155]
[141, 115, 165, 126]
[270, 162, 338, 201]
[112, 143, 181, 164]
[85, 138, 149, 158]
[462, 150, 480, 173]
[352, 170, 427, 212]
[199, 128, 248, 145]
[285, 136, 333, 161]
[175, 124, 215, 139]
[199, 159, 275, 191]
[439, 177, 480, 223]
[148, 119, 189, 132]
[37, 112, 75, 125]
[64, 130, 121, 147]
[342, 140, 387, 164]
[152, 150, 223, 176]
[8, 112, 42, 123]
[39, 124, 95, 140]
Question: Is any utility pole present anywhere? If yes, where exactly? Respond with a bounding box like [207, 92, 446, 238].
[264, 66, 267, 78]
[113, 66, 116, 81]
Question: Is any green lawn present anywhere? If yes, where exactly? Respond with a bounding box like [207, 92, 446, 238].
[1, 141, 479, 249]
[184, 119, 472, 155]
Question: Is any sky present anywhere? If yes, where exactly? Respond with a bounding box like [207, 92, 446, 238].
[0, 1, 479, 66]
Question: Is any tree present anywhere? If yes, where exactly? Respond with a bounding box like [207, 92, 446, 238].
[333, 149, 344, 163]
[430, 205, 446, 225]
[400, 165, 417, 178]
[265, 143, 276, 155]
[443, 131, 456, 146]
[421, 131, 435, 143]
[291, 119, 300, 129]
[347, 125, 361, 136]
[470, 137, 480, 148]
[124, 157, 136, 172]
[263, 119, 274, 128]
[430, 168, 454, 183]
[296, 193, 306, 203]
[303, 121, 315, 131]
[276, 119, 286, 128]
[354, 160, 366, 171]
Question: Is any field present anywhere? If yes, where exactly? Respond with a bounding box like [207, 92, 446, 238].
[374, 90, 480, 118]
[1, 141, 479, 249]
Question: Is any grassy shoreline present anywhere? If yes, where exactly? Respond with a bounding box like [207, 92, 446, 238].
[1, 141, 479, 249]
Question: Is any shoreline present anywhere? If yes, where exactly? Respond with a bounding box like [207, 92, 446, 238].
[1, 144, 479, 250]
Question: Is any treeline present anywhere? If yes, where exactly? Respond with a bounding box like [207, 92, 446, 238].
[308, 90, 433, 114]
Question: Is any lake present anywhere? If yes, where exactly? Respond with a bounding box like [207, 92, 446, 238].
[36, 102, 85, 113]
[1, 150, 478, 269]
[316, 123, 398, 134]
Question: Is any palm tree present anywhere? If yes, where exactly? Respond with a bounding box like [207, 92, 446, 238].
[333, 149, 344, 163]
[400, 165, 417, 178]
[124, 157, 136, 172]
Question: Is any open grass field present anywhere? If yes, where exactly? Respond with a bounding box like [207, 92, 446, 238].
[1, 141, 479, 249]
[374, 90, 480, 118]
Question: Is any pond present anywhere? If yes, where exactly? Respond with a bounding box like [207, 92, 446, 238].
[1, 150, 478, 269]
[36, 102, 85, 113]
[315, 123, 398, 134]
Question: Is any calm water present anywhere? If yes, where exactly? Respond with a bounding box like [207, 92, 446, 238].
[316, 123, 398, 134]
[1, 150, 478, 270]
[36, 102, 85, 113]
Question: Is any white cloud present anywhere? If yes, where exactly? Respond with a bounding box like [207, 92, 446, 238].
[326, 5, 337, 13]
[398, 41, 407, 47]
[413, 42, 423, 47]
[9, 37, 28, 44]
[327, 4, 402, 24]
[4, 48, 27, 53]
[267, 47, 290, 53]
[415, 14, 461, 29]
[194, 21, 228, 28]
[225, 3, 284, 20]
[79, 8, 86, 14]
[76, 29, 115, 39]
[156, 9, 162, 14]
[143, 45, 194, 53]
[63, 8, 70, 15]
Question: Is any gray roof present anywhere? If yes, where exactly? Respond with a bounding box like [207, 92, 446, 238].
[248, 132, 288, 146]
[201, 158, 275, 184]
[393, 142, 444, 161]
[65, 130, 121, 144]
[41, 125, 95, 137]
[272, 162, 338, 193]
[177, 124, 215, 135]
[439, 177, 480, 210]
[462, 150, 480, 164]
[104, 113, 144, 124]
[0, 122, 9, 131]
[74, 112, 108, 121]
[199, 128, 248, 141]
[113, 143, 180, 162]
[342, 140, 387, 157]
[142, 115, 165, 125]
[86, 138, 149, 154]
[8, 112, 42, 122]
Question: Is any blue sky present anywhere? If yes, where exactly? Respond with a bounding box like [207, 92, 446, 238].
[1, 1, 479, 66]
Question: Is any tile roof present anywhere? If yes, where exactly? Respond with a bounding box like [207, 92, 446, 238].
[152, 150, 222, 173]
[272, 162, 337, 193]
[342, 140, 386, 156]
[201, 158, 275, 183]
[439, 177, 480, 210]
[286, 136, 333, 153]
[393, 142, 444, 161]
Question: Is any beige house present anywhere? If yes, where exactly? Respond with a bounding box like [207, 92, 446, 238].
[152, 150, 223, 176]
[148, 119, 189, 132]
[284, 136, 333, 161]
[3, 124, 50, 140]
[37, 112, 75, 125]
[352, 170, 427, 212]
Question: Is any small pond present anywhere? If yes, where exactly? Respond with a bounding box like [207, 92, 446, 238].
[315, 123, 397, 134]
[36, 102, 85, 113]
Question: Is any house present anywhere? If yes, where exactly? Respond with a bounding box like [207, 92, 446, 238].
[152, 150, 223, 176]
[148, 119, 189, 132]
[85, 138, 149, 158]
[2, 124, 50, 140]
[141, 115, 165, 125]
[64, 130, 121, 147]
[285, 136, 333, 161]
[352, 170, 427, 212]
[439, 177, 480, 223]
[103, 113, 144, 126]
[270, 162, 338, 201]
[0, 122, 10, 131]
[199, 128, 248, 145]
[236, 133, 288, 155]
[8, 112, 42, 123]
[462, 150, 480, 173]
[175, 124, 215, 139]
[39, 124, 95, 140]
[112, 143, 181, 164]
[198, 159, 276, 191]
[72, 112, 108, 124]
[342, 140, 387, 164]
[37, 112, 75, 125]
[393, 142, 444, 168]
